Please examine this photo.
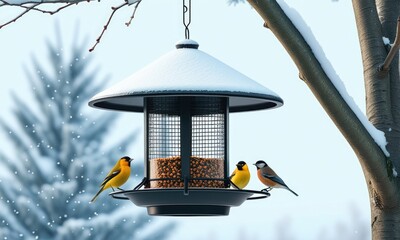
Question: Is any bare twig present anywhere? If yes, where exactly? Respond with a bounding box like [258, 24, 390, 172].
[89, 2, 128, 52]
[0, 0, 85, 29]
[1, 0, 143, 51]
[379, 17, 400, 72]
[2, 0, 88, 5]
[18, 2, 77, 15]
[35, 2, 77, 14]
[125, 0, 142, 27]
[0, 3, 40, 29]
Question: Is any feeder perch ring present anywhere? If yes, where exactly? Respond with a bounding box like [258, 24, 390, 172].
[109, 188, 270, 216]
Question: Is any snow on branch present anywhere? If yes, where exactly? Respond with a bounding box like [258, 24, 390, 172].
[276, 0, 389, 156]
[379, 17, 400, 73]
[0, 0, 87, 29]
[0, 0, 142, 51]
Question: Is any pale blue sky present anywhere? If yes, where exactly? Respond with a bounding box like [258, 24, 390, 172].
[0, 0, 369, 239]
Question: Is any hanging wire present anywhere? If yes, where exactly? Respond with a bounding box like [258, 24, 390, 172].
[183, 0, 191, 39]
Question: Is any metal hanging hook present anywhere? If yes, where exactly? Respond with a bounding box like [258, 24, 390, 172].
[183, 0, 191, 39]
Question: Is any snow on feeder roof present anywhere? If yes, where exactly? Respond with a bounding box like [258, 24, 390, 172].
[89, 39, 283, 112]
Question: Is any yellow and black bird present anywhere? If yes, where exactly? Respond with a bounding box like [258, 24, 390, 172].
[90, 156, 133, 203]
[254, 160, 298, 196]
[230, 161, 250, 189]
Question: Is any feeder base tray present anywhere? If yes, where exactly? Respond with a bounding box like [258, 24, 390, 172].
[147, 205, 229, 216]
[110, 188, 269, 216]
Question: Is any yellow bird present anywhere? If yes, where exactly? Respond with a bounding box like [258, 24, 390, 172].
[90, 156, 133, 203]
[229, 161, 250, 189]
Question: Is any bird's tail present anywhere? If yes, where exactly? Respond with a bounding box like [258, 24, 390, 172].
[90, 186, 104, 203]
[287, 187, 298, 196]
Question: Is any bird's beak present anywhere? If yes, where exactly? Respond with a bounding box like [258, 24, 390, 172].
[129, 158, 133, 163]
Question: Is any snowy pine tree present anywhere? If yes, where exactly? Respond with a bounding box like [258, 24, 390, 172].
[0, 34, 174, 239]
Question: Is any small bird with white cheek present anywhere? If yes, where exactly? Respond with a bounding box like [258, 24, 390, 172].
[254, 160, 298, 196]
[90, 156, 133, 203]
[230, 161, 250, 189]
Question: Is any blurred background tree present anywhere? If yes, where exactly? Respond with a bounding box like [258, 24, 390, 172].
[0, 30, 175, 240]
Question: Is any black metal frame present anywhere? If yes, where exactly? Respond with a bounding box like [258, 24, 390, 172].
[144, 96, 229, 189]
[110, 177, 271, 201]
[112, 96, 271, 216]
[180, 99, 191, 194]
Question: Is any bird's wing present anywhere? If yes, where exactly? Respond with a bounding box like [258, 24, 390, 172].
[101, 169, 121, 187]
[229, 169, 237, 179]
[262, 173, 288, 187]
[100, 160, 121, 186]
[107, 160, 121, 176]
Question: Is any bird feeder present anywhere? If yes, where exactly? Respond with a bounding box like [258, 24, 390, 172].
[89, 39, 283, 216]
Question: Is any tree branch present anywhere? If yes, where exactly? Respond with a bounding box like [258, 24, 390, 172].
[0, 2, 40, 29]
[0, 0, 85, 29]
[0, 0, 143, 51]
[380, 18, 400, 72]
[29, 2, 78, 15]
[88, 0, 143, 51]
[125, 0, 142, 27]
[88, 2, 128, 52]
[246, 0, 397, 203]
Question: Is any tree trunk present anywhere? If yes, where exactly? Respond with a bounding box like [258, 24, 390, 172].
[365, 166, 400, 239]
[353, 0, 400, 238]
[371, 204, 400, 239]
[246, 0, 400, 239]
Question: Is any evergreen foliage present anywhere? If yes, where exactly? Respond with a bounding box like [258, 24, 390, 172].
[0, 33, 174, 240]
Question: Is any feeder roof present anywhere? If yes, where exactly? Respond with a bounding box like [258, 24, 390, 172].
[89, 39, 283, 113]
